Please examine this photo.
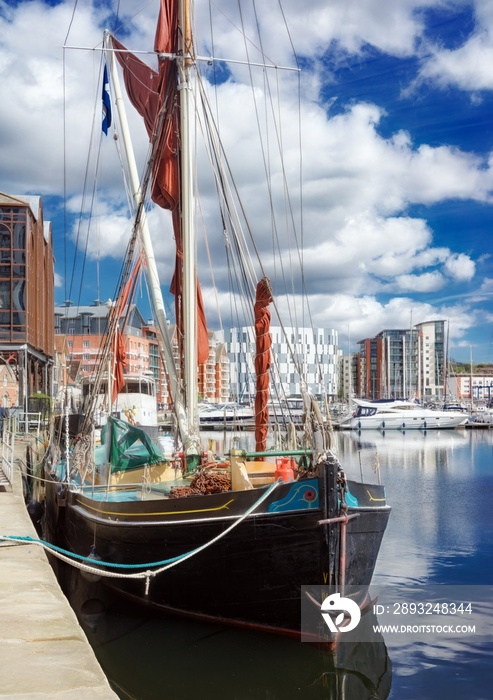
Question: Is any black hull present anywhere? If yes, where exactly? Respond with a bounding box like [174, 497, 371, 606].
[44, 461, 390, 636]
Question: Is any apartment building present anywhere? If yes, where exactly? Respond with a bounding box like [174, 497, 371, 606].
[55, 300, 153, 376]
[227, 325, 339, 400]
[447, 374, 493, 401]
[55, 301, 231, 409]
[357, 320, 446, 400]
[337, 353, 360, 401]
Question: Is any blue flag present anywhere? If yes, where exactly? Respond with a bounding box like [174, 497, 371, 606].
[102, 64, 112, 135]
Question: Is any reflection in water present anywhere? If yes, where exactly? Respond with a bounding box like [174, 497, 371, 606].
[63, 429, 493, 700]
[339, 429, 493, 700]
[76, 593, 391, 700]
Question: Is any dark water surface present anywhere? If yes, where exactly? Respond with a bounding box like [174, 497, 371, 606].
[76, 429, 493, 700]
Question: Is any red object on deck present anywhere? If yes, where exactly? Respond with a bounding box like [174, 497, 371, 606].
[275, 457, 295, 482]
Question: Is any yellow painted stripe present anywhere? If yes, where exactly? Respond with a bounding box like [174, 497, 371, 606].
[75, 498, 236, 518]
[366, 490, 386, 502]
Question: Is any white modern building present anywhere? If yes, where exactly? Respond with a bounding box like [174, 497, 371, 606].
[447, 374, 493, 402]
[415, 320, 446, 400]
[227, 326, 339, 400]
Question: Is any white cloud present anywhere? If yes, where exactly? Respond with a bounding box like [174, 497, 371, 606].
[479, 277, 493, 292]
[414, 0, 493, 93]
[395, 271, 445, 292]
[199, 0, 437, 69]
[418, 34, 493, 92]
[0, 1, 490, 359]
[266, 292, 481, 350]
[444, 253, 476, 281]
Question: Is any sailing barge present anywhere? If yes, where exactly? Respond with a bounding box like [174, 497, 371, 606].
[44, 0, 391, 638]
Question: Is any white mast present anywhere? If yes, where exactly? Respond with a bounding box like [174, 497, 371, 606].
[104, 31, 196, 453]
[178, 0, 200, 456]
[470, 344, 474, 410]
[347, 325, 352, 405]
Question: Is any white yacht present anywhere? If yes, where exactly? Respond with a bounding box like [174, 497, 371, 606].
[198, 402, 255, 430]
[343, 398, 469, 431]
[268, 397, 305, 426]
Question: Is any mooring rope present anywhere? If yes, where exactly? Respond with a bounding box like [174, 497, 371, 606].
[1, 479, 281, 594]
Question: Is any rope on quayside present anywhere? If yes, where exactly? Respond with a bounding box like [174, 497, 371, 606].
[0, 479, 281, 595]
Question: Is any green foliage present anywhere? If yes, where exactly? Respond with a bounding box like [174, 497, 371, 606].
[28, 392, 52, 418]
[450, 361, 493, 374]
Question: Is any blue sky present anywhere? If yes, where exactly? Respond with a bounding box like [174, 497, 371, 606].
[0, 0, 492, 362]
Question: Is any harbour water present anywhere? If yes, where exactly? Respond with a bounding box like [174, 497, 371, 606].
[73, 428, 492, 699]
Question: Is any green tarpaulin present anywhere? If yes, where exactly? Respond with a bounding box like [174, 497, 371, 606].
[101, 416, 165, 473]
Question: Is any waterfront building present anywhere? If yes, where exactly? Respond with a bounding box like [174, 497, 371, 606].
[415, 320, 446, 400]
[55, 301, 230, 409]
[358, 329, 416, 400]
[55, 300, 152, 373]
[142, 324, 161, 402]
[358, 320, 446, 401]
[337, 353, 360, 402]
[447, 373, 493, 402]
[198, 331, 230, 404]
[0, 362, 18, 407]
[152, 324, 229, 408]
[0, 193, 54, 409]
[227, 326, 339, 401]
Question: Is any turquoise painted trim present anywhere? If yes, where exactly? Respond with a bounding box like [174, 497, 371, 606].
[345, 487, 359, 507]
[268, 480, 319, 512]
[337, 486, 359, 507]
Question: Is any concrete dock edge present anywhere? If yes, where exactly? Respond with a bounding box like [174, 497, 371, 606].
[0, 449, 118, 699]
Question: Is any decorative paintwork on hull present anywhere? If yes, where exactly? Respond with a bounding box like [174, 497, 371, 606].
[268, 480, 319, 512]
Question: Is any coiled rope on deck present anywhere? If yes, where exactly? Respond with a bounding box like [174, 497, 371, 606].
[1, 479, 281, 594]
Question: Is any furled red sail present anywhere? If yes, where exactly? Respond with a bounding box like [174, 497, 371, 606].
[111, 0, 208, 364]
[112, 330, 127, 404]
[254, 277, 273, 454]
[111, 255, 142, 403]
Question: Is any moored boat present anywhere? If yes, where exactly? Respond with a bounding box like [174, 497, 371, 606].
[43, 0, 391, 638]
[45, 450, 390, 635]
[342, 398, 469, 431]
[81, 372, 159, 439]
[199, 401, 255, 430]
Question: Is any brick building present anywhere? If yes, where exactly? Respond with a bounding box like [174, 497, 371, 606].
[55, 302, 230, 409]
[0, 193, 54, 409]
[55, 301, 155, 378]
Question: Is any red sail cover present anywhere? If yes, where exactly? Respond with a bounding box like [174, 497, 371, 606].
[111, 256, 142, 403]
[254, 277, 273, 454]
[112, 0, 208, 364]
[112, 330, 127, 404]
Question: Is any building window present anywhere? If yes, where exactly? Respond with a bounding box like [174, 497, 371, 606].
[83, 341, 90, 348]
